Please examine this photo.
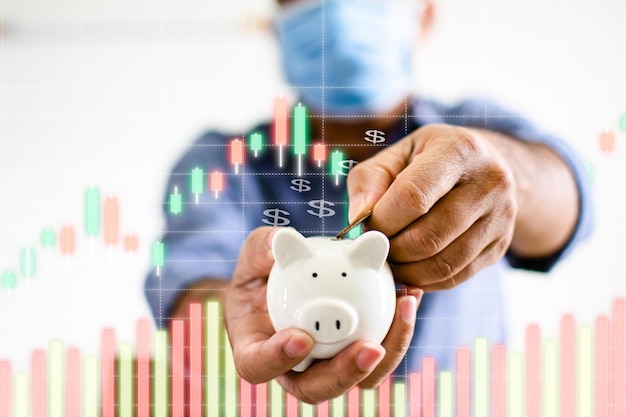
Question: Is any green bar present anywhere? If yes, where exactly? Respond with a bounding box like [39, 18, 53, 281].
[439, 371, 453, 417]
[84, 355, 99, 417]
[293, 103, 308, 155]
[474, 337, 488, 417]
[85, 187, 100, 237]
[151, 241, 165, 268]
[301, 402, 315, 417]
[393, 382, 406, 417]
[250, 132, 263, 155]
[270, 379, 283, 417]
[41, 228, 56, 248]
[1, 270, 17, 290]
[331, 394, 345, 417]
[508, 353, 523, 417]
[362, 388, 376, 417]
[169, 189, 183, 215]
[586, 161, 594, 182]
[14, 372, 29, 417]
[543, 339, 558, 417]
[223, 327, 238, 417]
[154, 330, 168, 417]
[206, 300, 220, 417]
[191, 167, 204, 195]
[119, 343, 133, 417]
[347, 225, 362, 239]
[49, 340, 64, 417]
[20, 246, 36, 279]
[330, 150, 344, 176]
[620, 113, 626, 132]
[578, 326, 593, 417]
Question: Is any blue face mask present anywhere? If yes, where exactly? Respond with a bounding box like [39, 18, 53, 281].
[275, 0, 420, 116]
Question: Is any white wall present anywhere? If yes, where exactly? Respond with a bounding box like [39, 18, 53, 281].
[1, 0, 625, 370]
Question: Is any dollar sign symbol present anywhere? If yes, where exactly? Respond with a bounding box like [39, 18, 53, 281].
[307, 200, 336, 218]
[339, 160, 359, 176]
[364, 129, 386, 144]
[262, 208, 291, 226]
[290, 178, 312, 193]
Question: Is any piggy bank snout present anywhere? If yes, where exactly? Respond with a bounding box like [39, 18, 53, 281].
[296, 298, 358, 344]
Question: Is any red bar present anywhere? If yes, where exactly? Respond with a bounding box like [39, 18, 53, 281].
[0, 360, 11, 417]
[230, 139, 244, 166]
[103, 196, 119, 245]
[526, 324, 541, 417]
[615, 298, 626, 417]
[137, 319, 151, 417]
[317, 400, 329, 417]
[66, 348, 81, 417]
[561, 314, 576, 417]
[189, 303, 202, 417]
[312, 142, 326, 164]
[492, 344, 506, 417]
[102, 328, 116, 417]
[378, 376, 390, 417]
[31, 349, 46, 417]
[60, 224, 76, 255]
[172, 320, 185, 417]
[596, 316, 609, 417]
[457, 347, 470, 417]
[256, 383, 267, 417]
[123, 234, 139, 252]
[408, 373, 421, 417]
[422, 358, 435, 417]
[274, 96, 289, 146]
[209, 171, 224, 196]
[600, 129, 616, 152]
[240, 379, 252, 417]
[286, 392, 299, 416]
[348, 386, 360, 417]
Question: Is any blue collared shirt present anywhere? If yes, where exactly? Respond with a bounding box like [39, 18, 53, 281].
[144, 97, 593, 374]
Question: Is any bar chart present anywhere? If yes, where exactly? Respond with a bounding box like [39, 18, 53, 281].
[1, 298, 625, 417]
[0, 186, 139, 292]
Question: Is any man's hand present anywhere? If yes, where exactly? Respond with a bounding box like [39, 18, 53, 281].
[224, 226, 422, 404]
[347, 123, 578, 291]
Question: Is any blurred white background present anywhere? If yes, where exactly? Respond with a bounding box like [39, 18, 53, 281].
[1, 0, 625, 371]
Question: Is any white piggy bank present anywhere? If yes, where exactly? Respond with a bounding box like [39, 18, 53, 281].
[267, 228, 396, 372]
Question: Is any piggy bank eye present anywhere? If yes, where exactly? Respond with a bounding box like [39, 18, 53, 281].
[312, 272, 318, 278]
[341, 272, 347, 277]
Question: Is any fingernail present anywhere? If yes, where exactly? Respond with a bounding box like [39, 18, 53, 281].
[356, 343, 385, 372]
[348, 192, 366, 222]
[407, 288, 424, 303]
[400, 296, 417, 324]
[285, 334, 312, 358]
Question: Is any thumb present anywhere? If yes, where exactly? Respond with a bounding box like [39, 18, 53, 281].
[232, 226, 280, 286]
[347, 138, 415, 222]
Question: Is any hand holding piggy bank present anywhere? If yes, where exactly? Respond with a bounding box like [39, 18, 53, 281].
[267, 228, 396, 372]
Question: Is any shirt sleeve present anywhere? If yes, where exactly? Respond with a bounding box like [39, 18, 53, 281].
[144, 131, 248, 328]
[431, 99, 594, 272]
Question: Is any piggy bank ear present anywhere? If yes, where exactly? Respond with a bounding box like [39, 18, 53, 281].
[271, 228, 316, 270]
[344, 230, 389, 271]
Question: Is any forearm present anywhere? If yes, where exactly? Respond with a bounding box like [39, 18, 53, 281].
[478, 128, 579, 258]
[170, 278, 230, 321]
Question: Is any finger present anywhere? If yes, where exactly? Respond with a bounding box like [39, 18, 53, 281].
[229, 324, 316, 384]
[346, 131, 417, 222]
[418, 236, 510, 292]
[368, 129, 473, 237]
[359, 289, 423, 389]
[388, 183, 488, 263]
[277, 341, 386, 404]
[231, 226, 280, 287]
[390, 217, 511, 287]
